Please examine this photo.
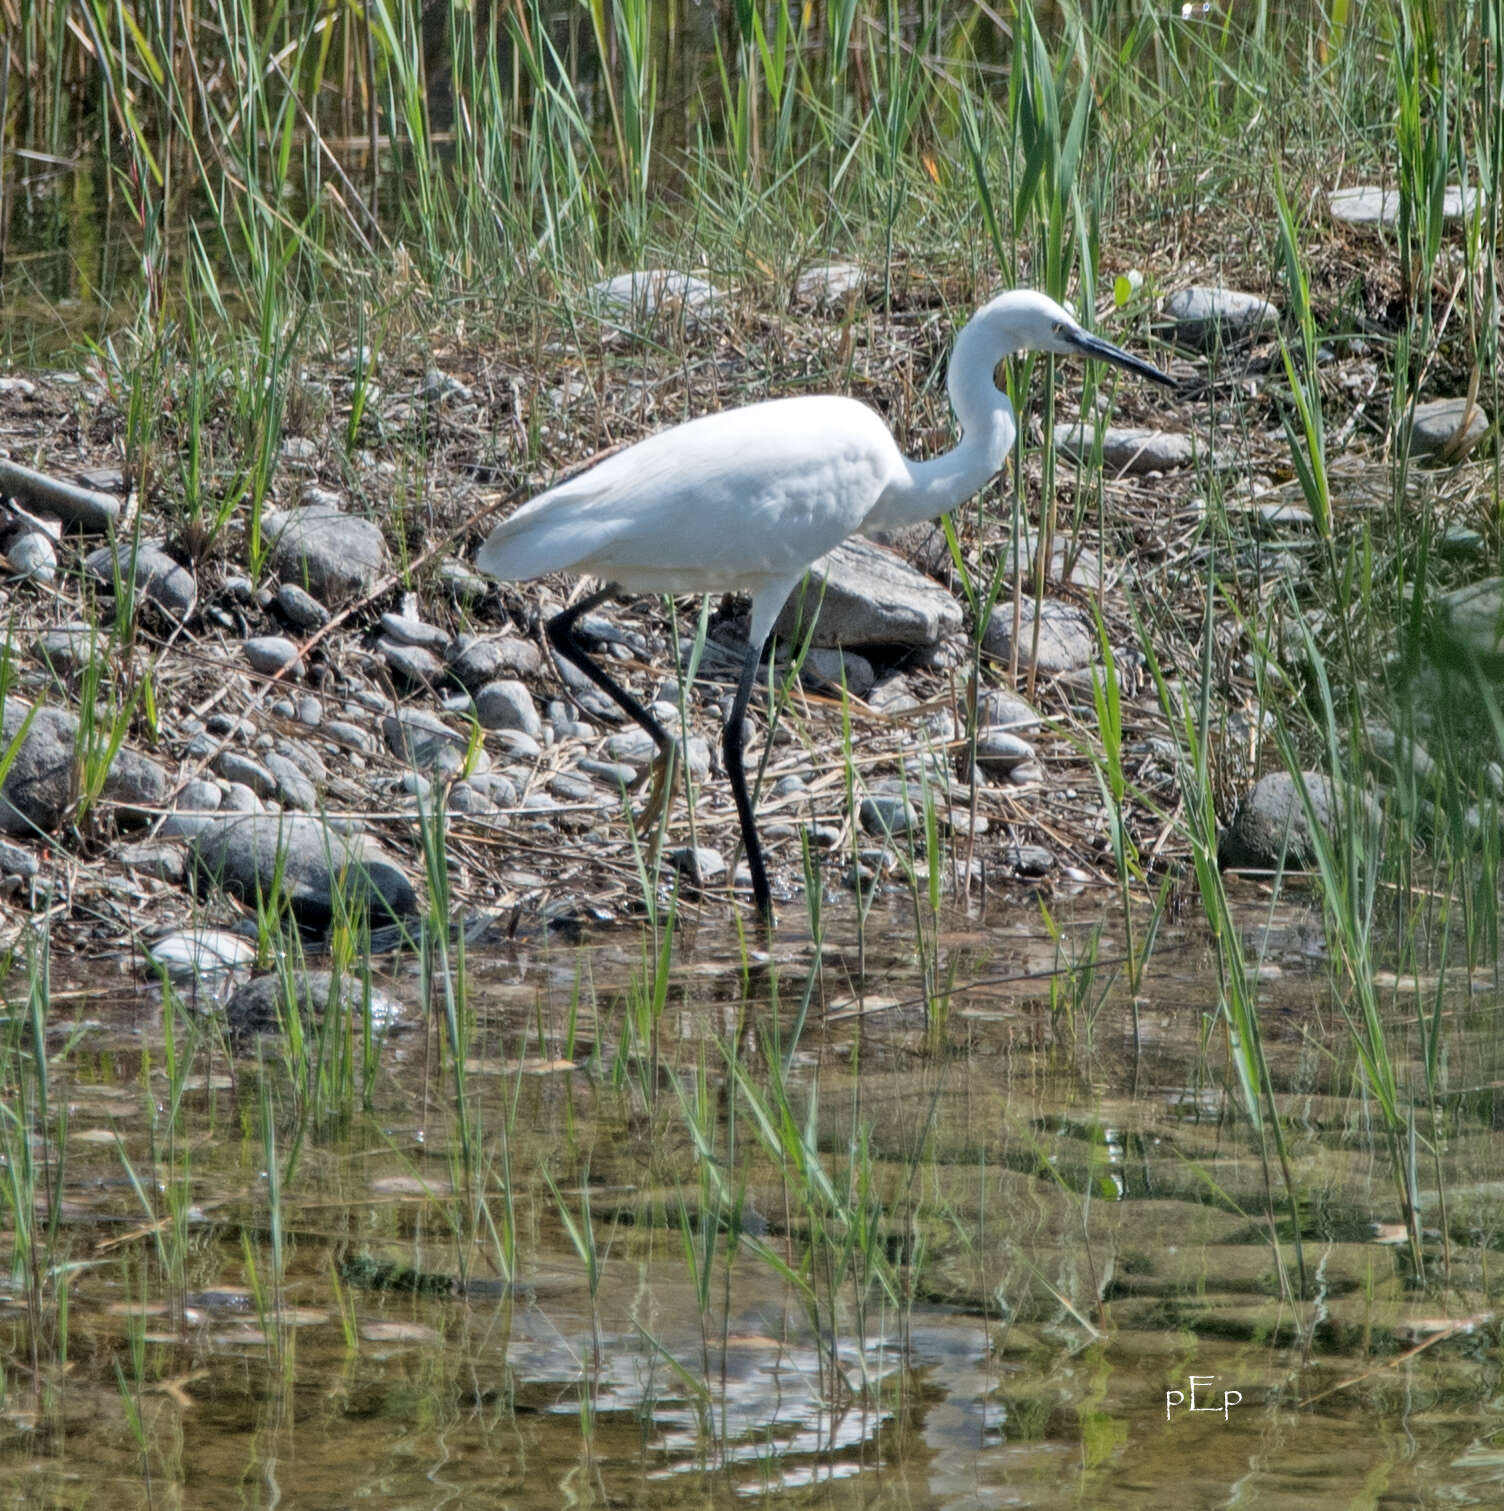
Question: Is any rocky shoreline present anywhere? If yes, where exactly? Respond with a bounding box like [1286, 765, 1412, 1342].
[0, 256, 1493, 972]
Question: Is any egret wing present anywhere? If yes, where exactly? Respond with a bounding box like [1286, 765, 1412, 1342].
[477, 396, 903, 592]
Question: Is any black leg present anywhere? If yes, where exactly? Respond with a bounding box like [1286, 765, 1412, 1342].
[546, 587, 672, 755]
[724, 638, 772, 922]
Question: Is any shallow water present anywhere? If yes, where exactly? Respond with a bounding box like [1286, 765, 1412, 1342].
[4, 898, 1504, 1507]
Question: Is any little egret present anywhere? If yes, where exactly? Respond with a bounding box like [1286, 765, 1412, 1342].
[477, 288, 1175, 922]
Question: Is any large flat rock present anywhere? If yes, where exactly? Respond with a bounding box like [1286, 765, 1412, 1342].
[1329, 184, 1481, 228]
[190, 814, 419, 928]
[776, 538, 962, 649]
[263, 501, 388, 604]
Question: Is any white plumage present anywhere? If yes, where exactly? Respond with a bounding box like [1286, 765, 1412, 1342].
[479, 395, 903, 642]
[477, 289, 1174, 922]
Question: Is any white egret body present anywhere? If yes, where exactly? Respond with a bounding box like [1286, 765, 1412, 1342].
[478, 289, 1175, 921]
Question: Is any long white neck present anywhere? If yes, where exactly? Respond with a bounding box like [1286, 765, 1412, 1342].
[864, 306, 1018, 533]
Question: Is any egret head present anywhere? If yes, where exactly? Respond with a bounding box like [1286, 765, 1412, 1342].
[977, 289, 1176, 388]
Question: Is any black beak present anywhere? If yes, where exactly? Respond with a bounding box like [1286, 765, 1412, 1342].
[1066, 326, 1178, 388]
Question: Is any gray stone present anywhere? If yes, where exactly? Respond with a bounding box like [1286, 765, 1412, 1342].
[265, 752, 318, 810]
[324, 719, 375, 754]
[158, 811, 216, 838]
[32, 626, 99, 676]
[221, 782, 262, 813]
[1165, 286, 1277, 350]
[548, 700, 595, 741]
[974, 729, 1036, 775]
[549, 772, 597, 803]
[379, 640, 444, 686]
[276, 582, 329, 629]
[1056, 424, 1195, 474]
[0, 838, 38, 877]
[1255, 501, 1313, 530]
[438, 559, 490, 603]
[665, 846, 727, 885]
[1408, 397, 1491, 461]
[1218, 771, 1374, 870]
[224, 969, 403, 1038]
[445, 782, 487, 816]
[0, 702, 77, 833]
[295, 696, 322, 726]
[868, 675, 920, 715]
[384, 710, 470, 775]
[776, 537, 963, 649]
[983, 598, 1095, 673]
[179, 779, 222, 812]
[801, 646, 876, 699]
[464, 772, 519, 808]
[1007, 760, 1045, 786]
[448, 773, 518, 815]
[578, 758, 638, 787]
[214, 752, 277, 799]
[244, 636, 304, 678]
[190, 814, 419, 927]
[115, 840, 186, 883]
[607, 728, 658, 767]
[101, 748, 169, 820]
[1328, 183, 1481, 228]
[976, 689, 1041, 732]
[7, 531, 56, 584]
[379, 613, 451, 651]
[924, 709, 957, 742]
[86, 540, 197, 619]
[864, 519, 953, 577]
[263, 502, 387, 604]
[1434, 577, 1504, 673]
[859, 795, 921, 839]
[271, 741, 327, 784]
[1003, 844, 1055, 876]
[493, 729, 543, 760]
[1440, 525, 1486, 560]
[591, 269, 723, 329]
[0, 705, 164, 834]
[147, 928, 257, 983]
[421, 369, 472, 403]
[603, 729, 710, 781]
[475, 679, 543, 739]
[446, 634, 542, 690]
[0, 457, 119, 531]
[794, 262, 866, 309]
